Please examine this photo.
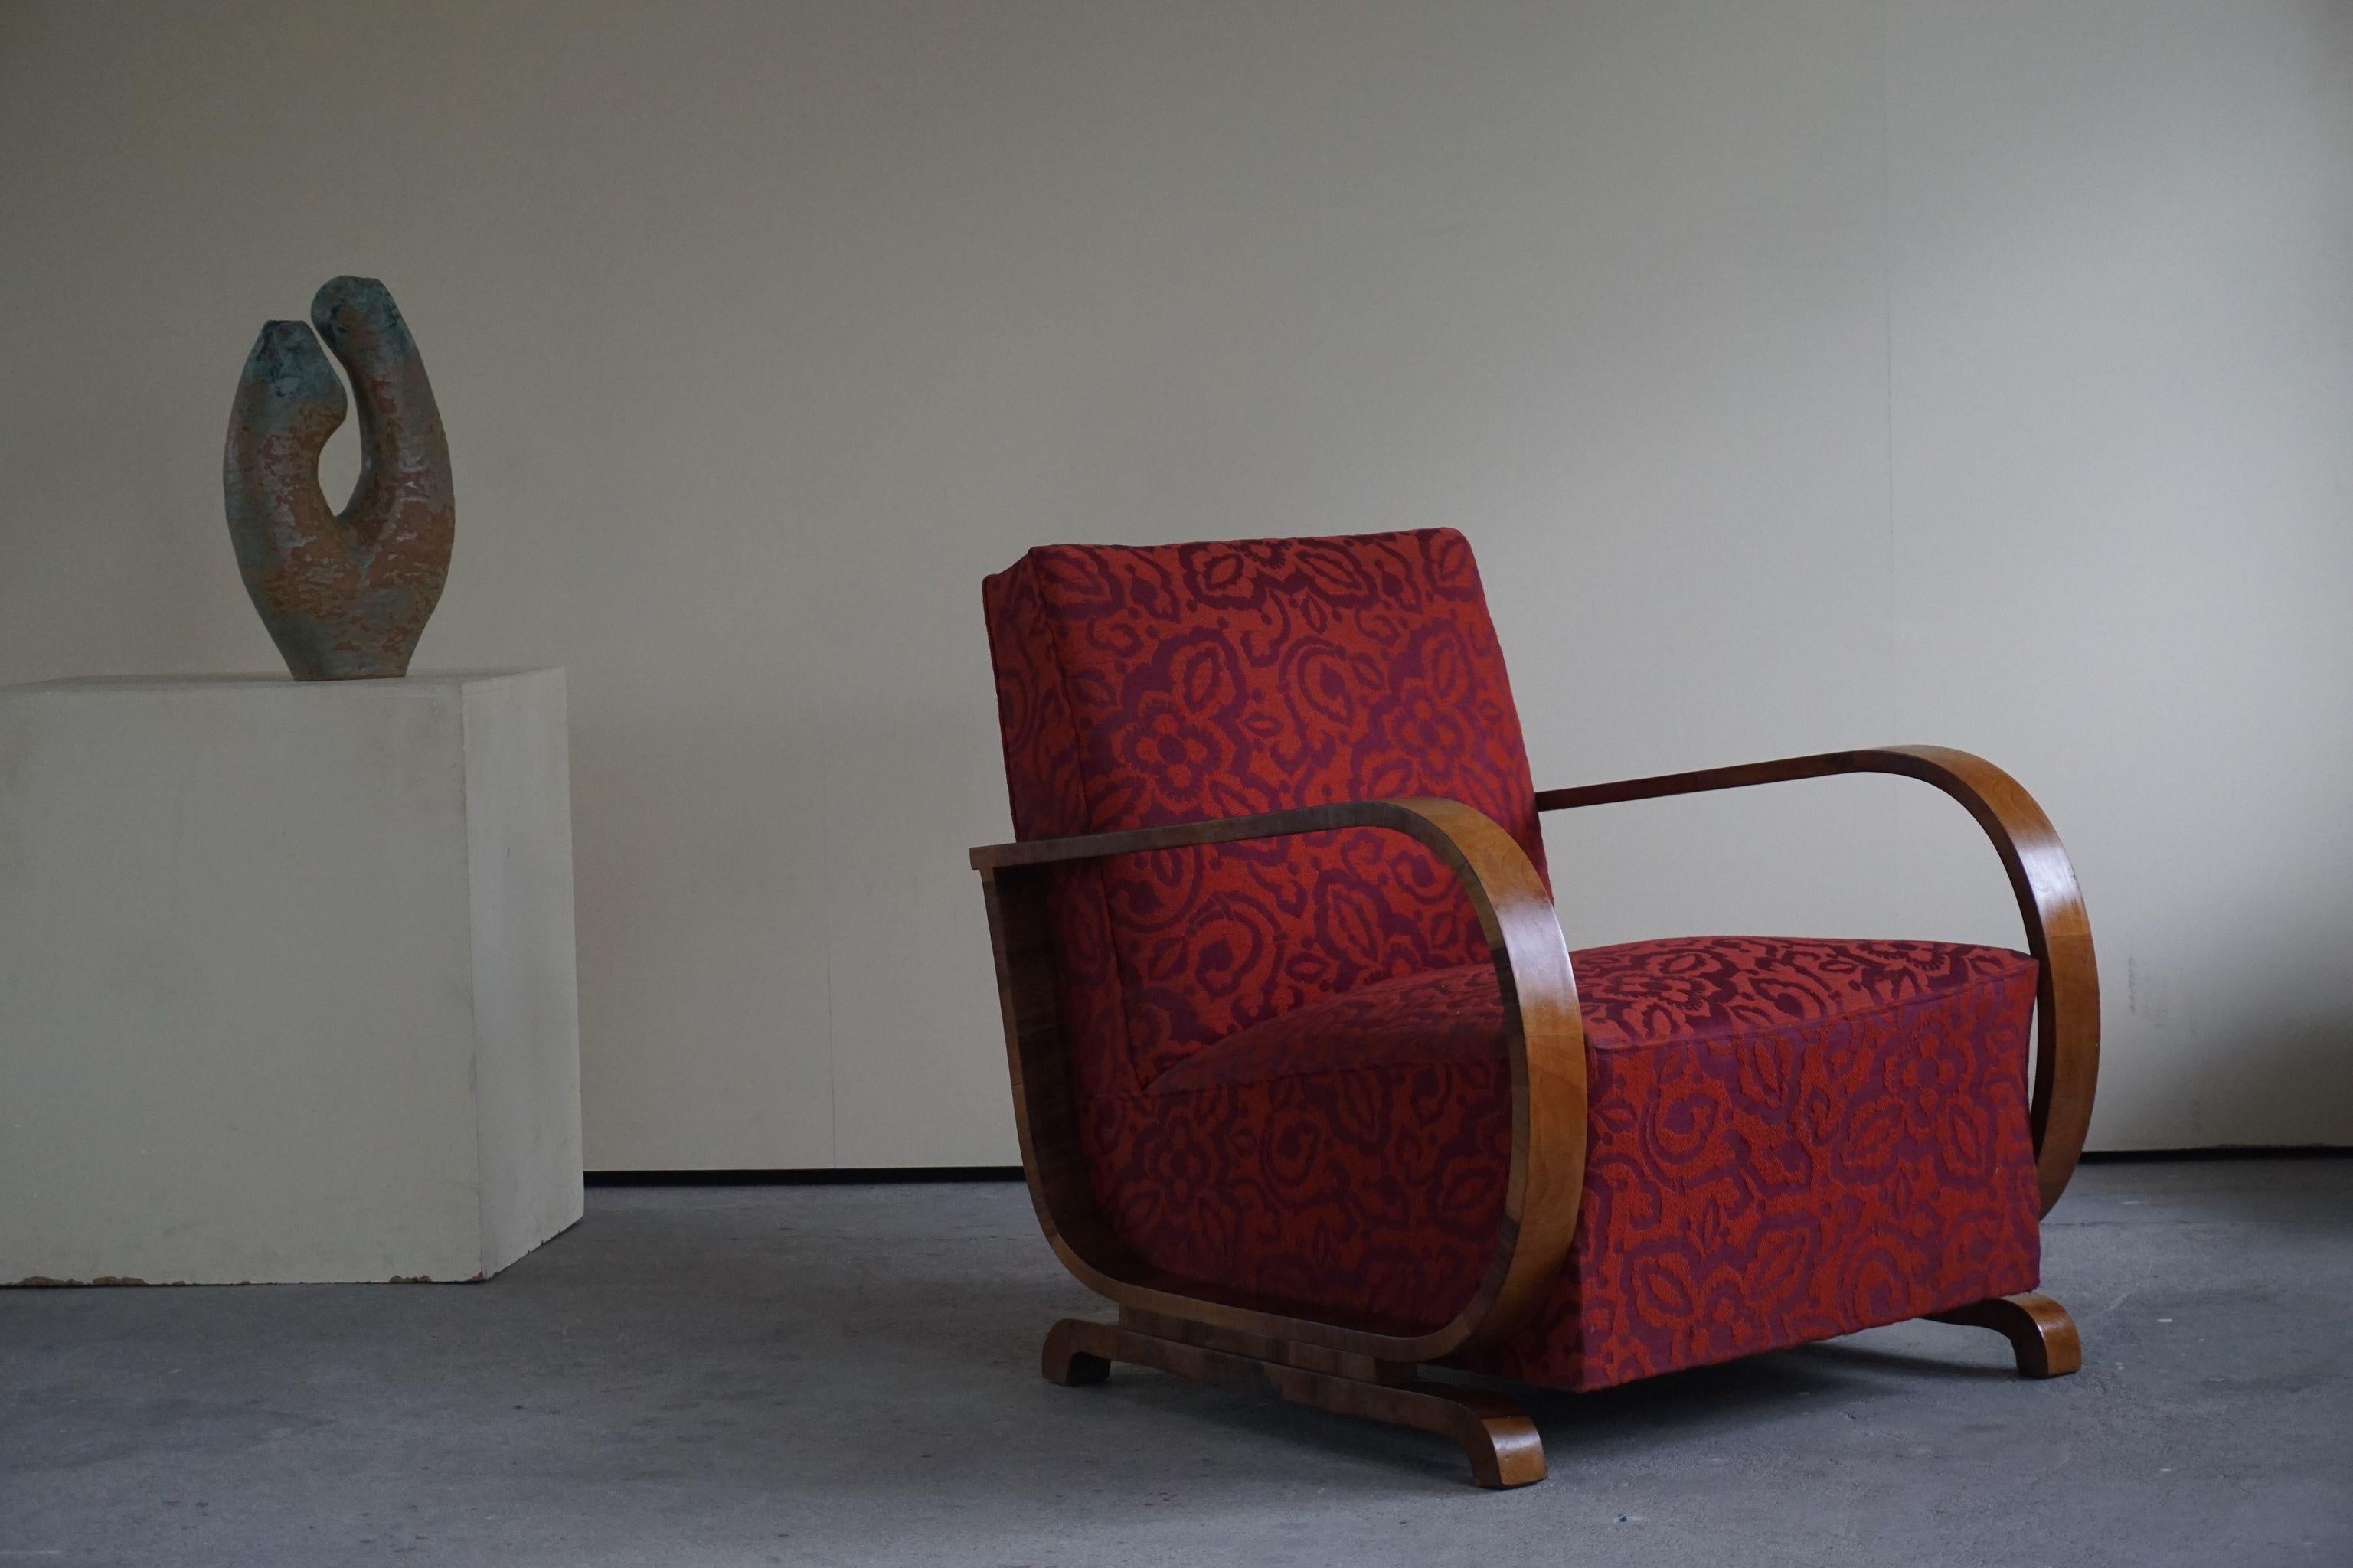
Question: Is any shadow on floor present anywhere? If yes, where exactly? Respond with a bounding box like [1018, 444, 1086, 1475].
[848, 1266, 2016, 1490]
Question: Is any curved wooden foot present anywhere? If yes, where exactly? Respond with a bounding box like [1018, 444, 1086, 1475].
[1929, 1291, 2082, 1377]
[1041, 1316, 1110, 1385]
[1038, 1316, 1544, 1488]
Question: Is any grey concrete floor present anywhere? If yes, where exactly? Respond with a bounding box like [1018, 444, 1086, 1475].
[2, 1159, 2348, 1567]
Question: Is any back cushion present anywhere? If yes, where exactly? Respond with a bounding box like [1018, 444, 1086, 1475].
[983, 529, 1545, 1096]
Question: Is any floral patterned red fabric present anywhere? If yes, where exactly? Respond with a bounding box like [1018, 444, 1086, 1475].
[984, 531, 2044, 1393]
[1487, 941, 2040, 1390]
[984, 530, 1544, 1096]
[1100, 937, 2042, 1390]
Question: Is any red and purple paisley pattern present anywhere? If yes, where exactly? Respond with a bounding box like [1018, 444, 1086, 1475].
[984, 531, 2044, 1393]
[985, 530, 1544, 1093]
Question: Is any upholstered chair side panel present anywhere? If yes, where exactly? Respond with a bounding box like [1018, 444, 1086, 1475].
[982, 562, 1139, 1104]
[1469, 943, 2044, 1391]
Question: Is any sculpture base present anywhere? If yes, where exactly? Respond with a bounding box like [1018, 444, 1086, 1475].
[0, 671, 582, 1285]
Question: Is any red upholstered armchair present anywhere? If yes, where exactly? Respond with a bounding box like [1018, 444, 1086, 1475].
[970, 530, 2097, 1488]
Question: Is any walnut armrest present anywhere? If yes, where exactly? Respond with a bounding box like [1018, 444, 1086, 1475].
[1535, 744, 2098, 1214]
[969, 797, 1585, 1364]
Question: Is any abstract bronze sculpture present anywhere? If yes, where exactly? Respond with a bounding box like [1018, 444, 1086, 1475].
[224, 276, 455, 680]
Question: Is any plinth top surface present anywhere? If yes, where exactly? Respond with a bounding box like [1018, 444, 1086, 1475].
[4, 669, 561, 696]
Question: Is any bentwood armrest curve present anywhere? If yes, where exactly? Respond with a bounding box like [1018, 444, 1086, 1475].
[1535, 745, 2099, 1215]
[970, 795, 1587, 1364]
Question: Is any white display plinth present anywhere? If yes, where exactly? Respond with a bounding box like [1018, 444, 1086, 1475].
[0, 670, 583, 1285]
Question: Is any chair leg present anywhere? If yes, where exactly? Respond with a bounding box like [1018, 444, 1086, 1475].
[1929, 1290, 2083, 1378]
[1038, 1316, 1546, 1488]
[1041, 1317, 1112, 1385]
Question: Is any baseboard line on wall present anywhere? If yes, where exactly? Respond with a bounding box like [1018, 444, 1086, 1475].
[583, 1149, 2349, 1187]
[2078, 1144, 2349, 1163]
[584, 1165, 1025, 1187]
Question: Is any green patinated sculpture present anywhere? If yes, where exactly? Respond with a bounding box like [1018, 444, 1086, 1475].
[224, 276, 455, 680]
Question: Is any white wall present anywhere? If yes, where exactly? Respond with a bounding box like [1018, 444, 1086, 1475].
[3, 1, 2346, 1166]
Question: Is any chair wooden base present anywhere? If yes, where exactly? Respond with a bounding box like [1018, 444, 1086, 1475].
[1929, 1290, 2083, 1377]
[1042, 1315, 1547, 1488]
[1041, 1292, 2080, 1488]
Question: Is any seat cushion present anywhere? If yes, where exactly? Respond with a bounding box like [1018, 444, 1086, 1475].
[1082, 936, 2044, 1390]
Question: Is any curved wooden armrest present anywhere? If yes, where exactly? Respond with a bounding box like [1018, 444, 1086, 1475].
[1535, 744, 2098, 1214]
[971, 797, 1585, 1364]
